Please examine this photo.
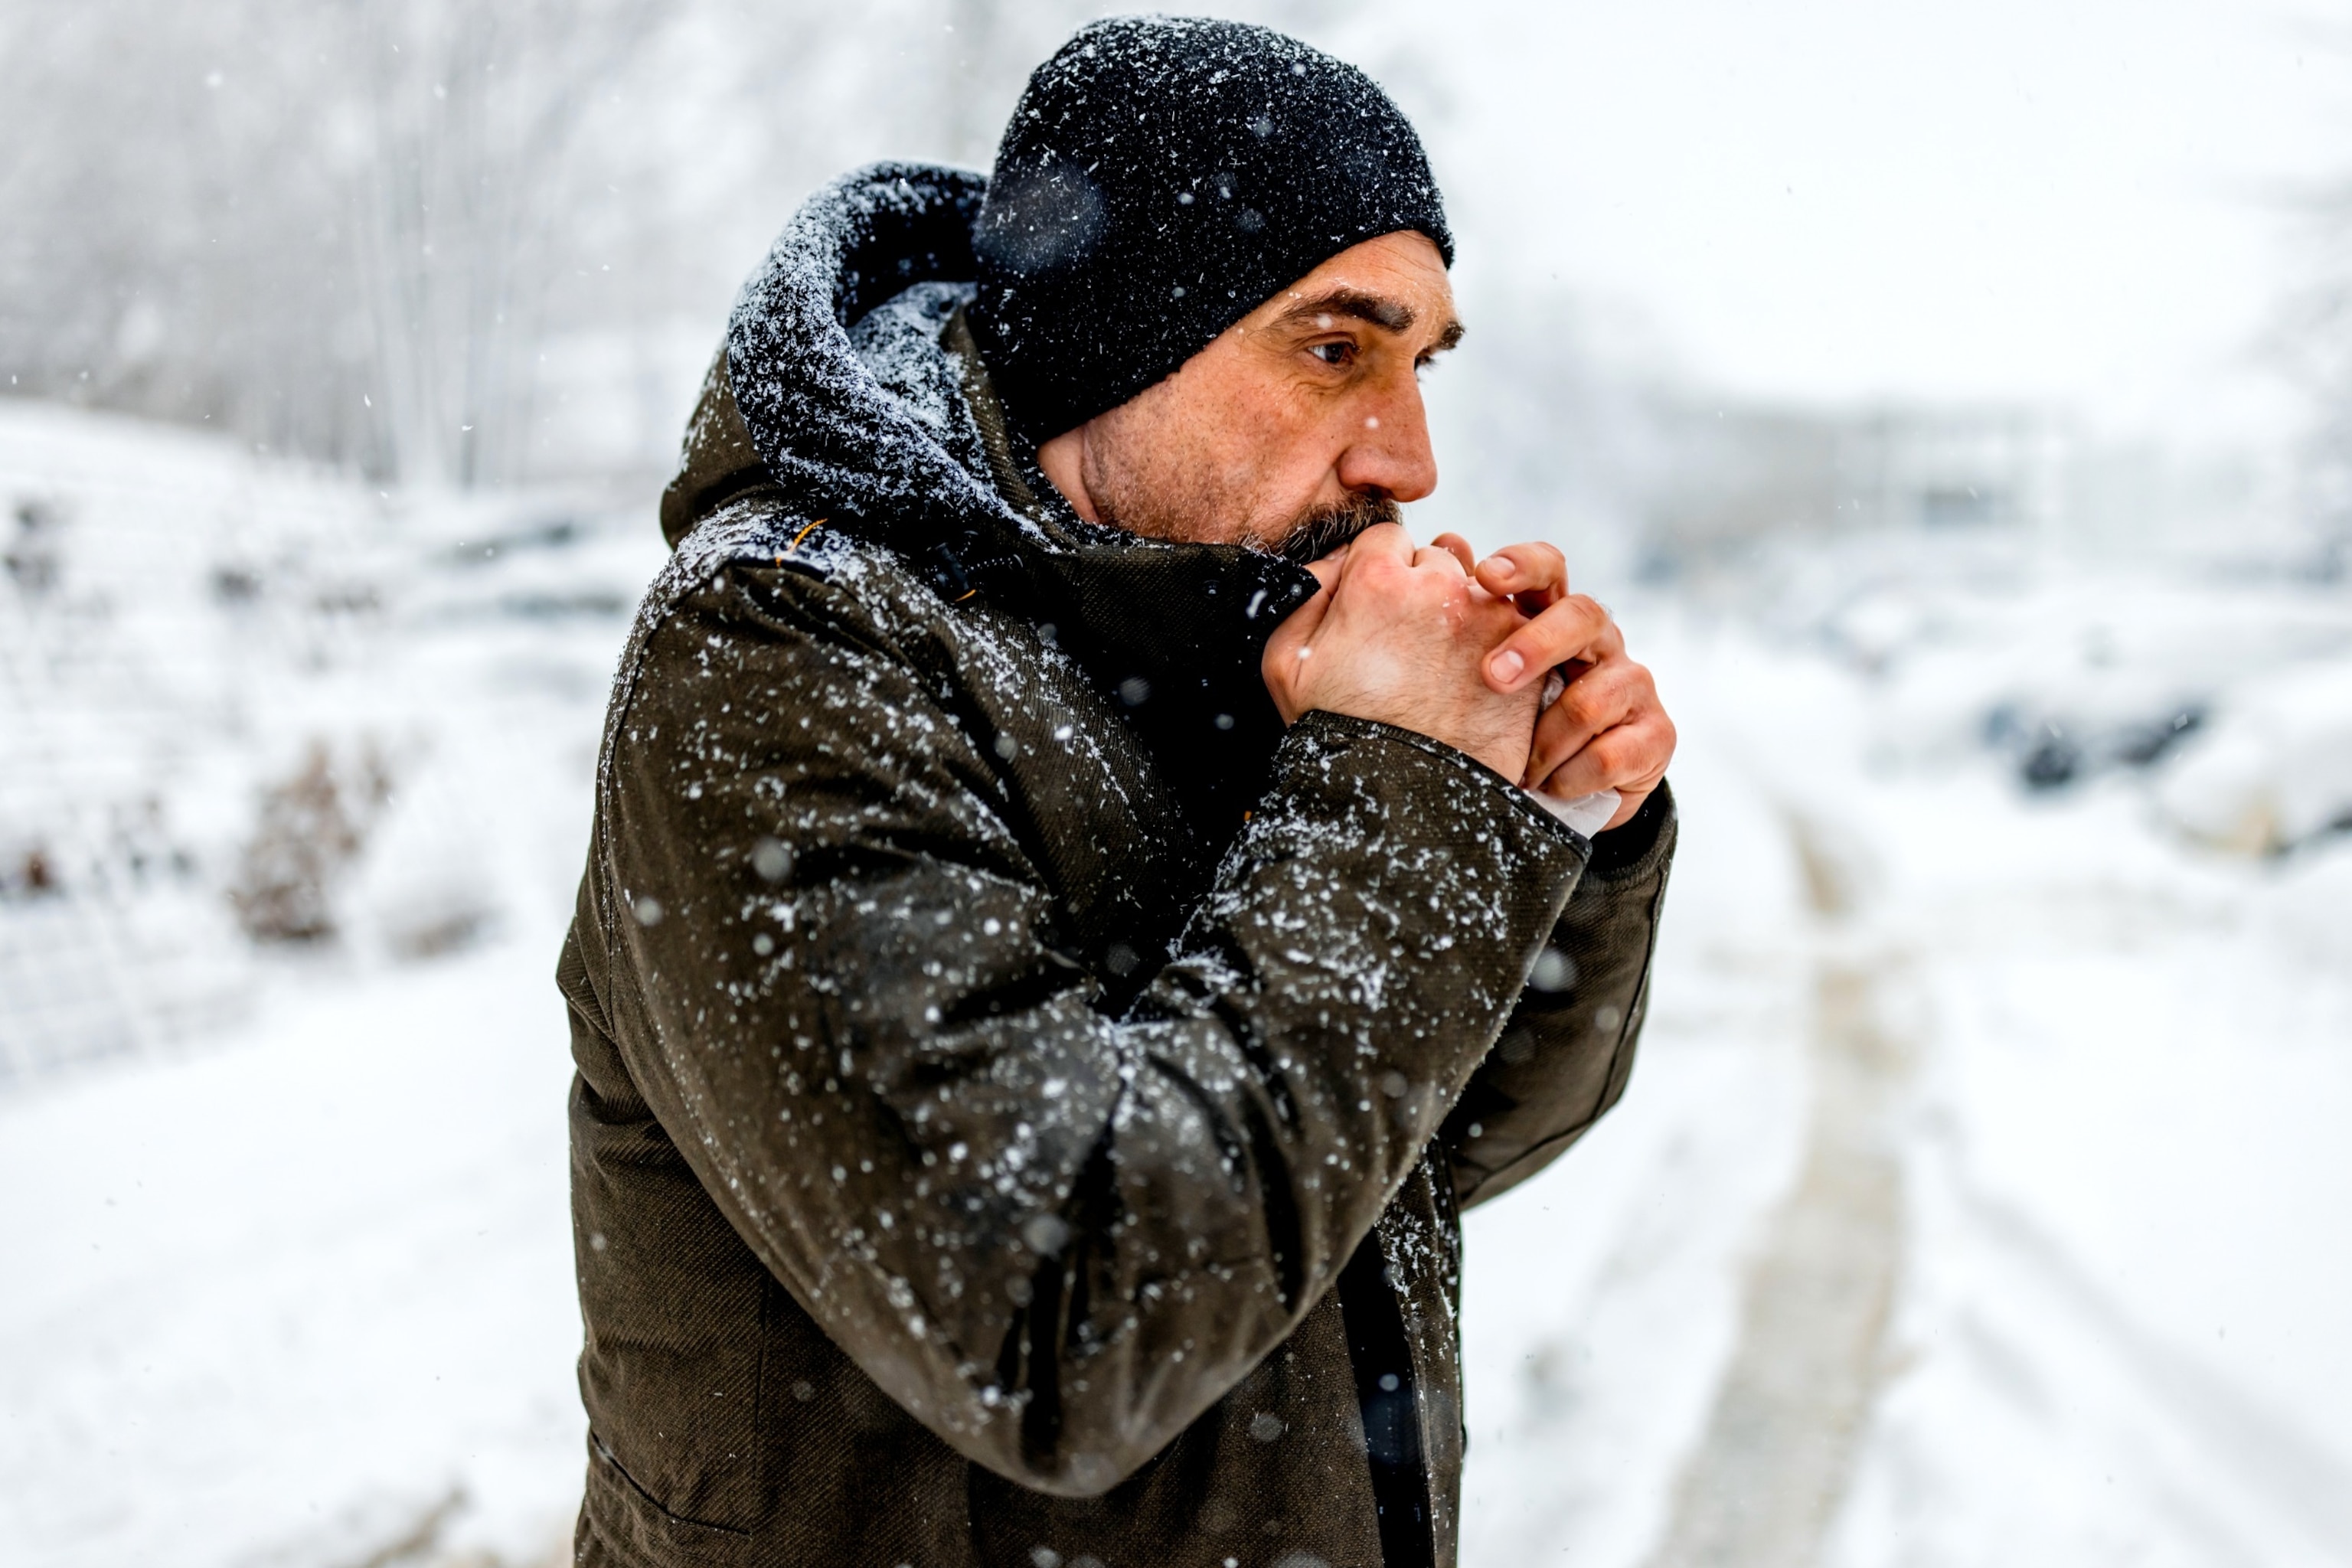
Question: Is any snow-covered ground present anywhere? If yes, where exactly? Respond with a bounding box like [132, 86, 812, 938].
[1, 403, 665, 1566]
[5, 403, 2351, 1566]
[1463, 544, 2352, 1566]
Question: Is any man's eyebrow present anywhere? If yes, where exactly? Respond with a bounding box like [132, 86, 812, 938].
[1275, 288, 1465, 354]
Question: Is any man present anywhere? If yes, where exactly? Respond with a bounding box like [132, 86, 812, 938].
[560, 17, 1676, 1567]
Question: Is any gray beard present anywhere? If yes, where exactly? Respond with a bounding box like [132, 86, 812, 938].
[1272, 491, 1403, 564]
[1089, 466, 1400, 565]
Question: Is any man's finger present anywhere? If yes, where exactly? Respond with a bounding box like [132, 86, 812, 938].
[1341, 520, 1416, 570]
[1521, 660, 1645, 786]
[1410, 543, 1470, 579]
[1430, 531, 1478, 573]
[1259, 568, 1341, 722]
[1281, 547, 1346, 642]
[1475, 541, 1568, 609]
[1534, 710, 1677, 803]
[1302, 546, 1348, 594]
[1483, 593, 1619, 691]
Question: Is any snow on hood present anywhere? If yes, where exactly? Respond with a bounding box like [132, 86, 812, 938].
[721, 162, 1021, 547]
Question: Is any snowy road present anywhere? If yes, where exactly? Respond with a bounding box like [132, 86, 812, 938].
[1461, 616, 2352, 1568]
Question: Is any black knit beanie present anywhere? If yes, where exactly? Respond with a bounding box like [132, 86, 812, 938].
[969, 15, 1453, 443]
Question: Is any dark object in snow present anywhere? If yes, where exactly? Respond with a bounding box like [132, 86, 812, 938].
[494, 589, 632, 621]
[3, 845, 59, 899]
[209, 564, 263, 604]
[1984, 700, 2206, 791]
[2113, 704, 2206, 767]
[440, 516, 584, 567]
[971, 16, 1452, 442]
[229, 740, 390, 942]
[2020, 718, 2080, 790]
[5, 495, 64, 596]
[569, 154, 1668, 1568]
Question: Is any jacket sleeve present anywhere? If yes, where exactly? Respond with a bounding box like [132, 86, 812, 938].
[588, 559, 1590, 1498]
[1442, 783, 1677, 1210]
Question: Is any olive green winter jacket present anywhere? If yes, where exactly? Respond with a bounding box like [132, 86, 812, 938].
[559, 164, 1674, 1568]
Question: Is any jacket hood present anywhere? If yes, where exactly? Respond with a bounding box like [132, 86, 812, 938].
[719, 163, 1013, 543]
[665, 162, 1327, 831]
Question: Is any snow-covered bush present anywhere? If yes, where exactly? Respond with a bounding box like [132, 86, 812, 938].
[345, 750, 504, 962]
[227, 739, 392, 944]
[2155, 662, 2352, 854]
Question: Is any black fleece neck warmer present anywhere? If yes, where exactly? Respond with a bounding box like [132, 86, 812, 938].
[969, 15, 1453, 443]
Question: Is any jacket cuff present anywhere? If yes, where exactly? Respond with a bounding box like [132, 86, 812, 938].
[1583, 779, 1676, 881]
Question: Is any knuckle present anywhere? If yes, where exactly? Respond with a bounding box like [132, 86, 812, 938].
[1569, 689, 1615, 730]
[1527, 610, 1578, 652]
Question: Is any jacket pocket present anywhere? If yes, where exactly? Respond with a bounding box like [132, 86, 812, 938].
[584, 1433, 753, 1568]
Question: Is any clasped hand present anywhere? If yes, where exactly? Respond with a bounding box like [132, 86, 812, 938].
[1262, 524, 1674, 831]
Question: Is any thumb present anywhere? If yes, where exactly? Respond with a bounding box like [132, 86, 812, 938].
[1262, 565, 1340, 714]
[1281, 542, 1349, 646]
[1303, 546, 1348, 597]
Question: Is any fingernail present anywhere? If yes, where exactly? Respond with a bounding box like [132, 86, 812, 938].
[1490, 650, 1524, 685]
[1490, 560, 1518, 580]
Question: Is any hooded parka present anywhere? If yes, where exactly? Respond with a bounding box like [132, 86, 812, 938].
[559, 165, 1676, 1568]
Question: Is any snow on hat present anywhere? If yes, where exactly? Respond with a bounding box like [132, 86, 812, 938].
[969, 15, 1453, 443]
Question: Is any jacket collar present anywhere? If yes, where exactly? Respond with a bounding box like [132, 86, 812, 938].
[936, 303, 1319, 828]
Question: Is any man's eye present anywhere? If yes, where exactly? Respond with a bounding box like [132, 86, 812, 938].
[1311, 342, 1353, 367]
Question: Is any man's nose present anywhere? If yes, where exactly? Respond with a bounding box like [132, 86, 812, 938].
[1334, 378, 1438, 504]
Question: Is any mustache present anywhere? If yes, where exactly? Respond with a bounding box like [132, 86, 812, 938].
[1274, 491, 1403, 565]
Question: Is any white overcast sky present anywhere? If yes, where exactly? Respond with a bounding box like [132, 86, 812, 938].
[1377, 0, 2352, 446]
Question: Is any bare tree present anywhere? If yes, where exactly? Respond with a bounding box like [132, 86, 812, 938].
[0, 0, 1400, 486]
[1, 0, 679, 485]
[0, 2, 361, 459]
[345, 0, 672, 485]
[2285, 180, 2352, 574]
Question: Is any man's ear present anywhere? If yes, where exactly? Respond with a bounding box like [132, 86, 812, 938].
[1037, 424, 1099, 524]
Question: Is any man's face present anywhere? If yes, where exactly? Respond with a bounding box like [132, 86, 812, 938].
[1036, 231, 1462, 559]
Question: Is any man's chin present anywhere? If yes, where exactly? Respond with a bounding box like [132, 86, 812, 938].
[1272, 495, 1403, 564]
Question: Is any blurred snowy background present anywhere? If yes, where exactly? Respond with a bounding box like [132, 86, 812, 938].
[5, 1, 2352, 1564]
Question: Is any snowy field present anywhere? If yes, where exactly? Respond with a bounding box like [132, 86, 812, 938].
[5, 403, 2352, 1566]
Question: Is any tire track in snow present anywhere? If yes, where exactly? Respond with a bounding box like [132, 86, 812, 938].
[1643, 816, 1906, 1568]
